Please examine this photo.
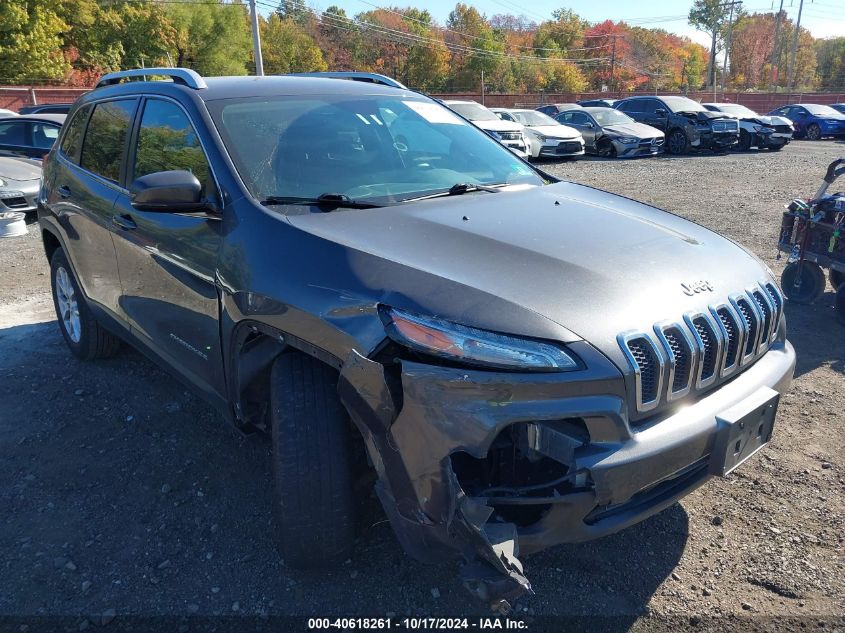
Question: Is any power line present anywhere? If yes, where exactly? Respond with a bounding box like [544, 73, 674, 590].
[256, 0, 610, 65]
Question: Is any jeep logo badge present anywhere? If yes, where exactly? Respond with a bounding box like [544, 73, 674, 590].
[681, 280, 714, 296]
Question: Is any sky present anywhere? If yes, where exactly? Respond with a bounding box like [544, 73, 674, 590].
[293, 0, 845, 42]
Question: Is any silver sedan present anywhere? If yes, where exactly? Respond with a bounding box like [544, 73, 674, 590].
[0, 154, 41, 214]
[556, 107, 665, 158]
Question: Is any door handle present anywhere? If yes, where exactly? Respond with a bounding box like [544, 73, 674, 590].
[112, 214, 137, 231]
[58, 185, 71, 199]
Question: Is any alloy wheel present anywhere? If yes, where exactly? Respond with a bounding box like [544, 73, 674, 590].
[55, 266, 81, 343]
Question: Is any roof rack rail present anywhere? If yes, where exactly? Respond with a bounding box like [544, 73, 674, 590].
[286, 72, 407, 89]
[96, 68, 207, 90]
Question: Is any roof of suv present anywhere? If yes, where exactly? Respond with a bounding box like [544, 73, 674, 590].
[91, 75, 413, 102]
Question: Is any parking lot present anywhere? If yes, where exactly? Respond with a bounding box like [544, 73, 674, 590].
[1, 140, 843, 629]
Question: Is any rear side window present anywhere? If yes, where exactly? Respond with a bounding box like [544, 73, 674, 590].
[617, 101, 639, 113]
[31, 122, 60, 149]
[60, 105, 92, 163]
[80, 100, 137, 183]
[0, 121, 26, 145]
[132, 99, 210, 195]
[642, 100, 659, 114]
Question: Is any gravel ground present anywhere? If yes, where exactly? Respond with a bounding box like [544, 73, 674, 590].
[1, 141, 843, 631]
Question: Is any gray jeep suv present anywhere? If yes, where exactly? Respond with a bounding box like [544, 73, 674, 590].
[39, 68, 795, 607]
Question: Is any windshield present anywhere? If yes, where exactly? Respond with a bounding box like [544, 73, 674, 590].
[207, 95, 542, 205]
[446, 102, 500, 121]
[804, 104, 842, 116]
[717, 104, 758, 118]
[591, 109, 634, 126]
[510, 111, 558, 126]
[662, 97, 707, 113]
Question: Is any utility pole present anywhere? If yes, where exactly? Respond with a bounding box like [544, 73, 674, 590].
[481, 69, 485, 105]
[721, 0, 740, 91]
[786, 0, 804, 95]
[769, 0, 784, 89]
[249, 0, 264, 76]
[609, 35, 617, 94]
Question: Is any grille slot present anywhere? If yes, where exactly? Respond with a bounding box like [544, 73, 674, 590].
[751, 290, 773, 345]
[715, 307, 741, 371]
[619, 333, 663, 411]
[764, 282, 783, 340]
[663, 326, 692, 394]
[734, 298, 759, 357]
[691, 316, 718, 381]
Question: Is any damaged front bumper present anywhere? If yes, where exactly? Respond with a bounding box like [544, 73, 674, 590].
[337, 338, 794, 607]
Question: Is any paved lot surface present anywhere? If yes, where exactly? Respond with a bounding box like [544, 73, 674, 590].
[1, 140, 843, 630]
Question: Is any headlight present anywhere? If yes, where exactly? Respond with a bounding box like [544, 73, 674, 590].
[615, 136, 637, 144]
[487, 130, 501, 140]
[0, 177, 6, 187]
[753, 125, 774, 133]
[380, 306, 580, 372]
[535, 134, 548, 143]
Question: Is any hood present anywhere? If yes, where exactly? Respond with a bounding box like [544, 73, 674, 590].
[678, 110, 732, 123]
[471, 118, 524, 133]
[526, 124, 581, 139]
[286, 181, 771, 364]
[0, 156, 41, 182]
[748, 115, 791, 127]
[603, 121, 664, 138]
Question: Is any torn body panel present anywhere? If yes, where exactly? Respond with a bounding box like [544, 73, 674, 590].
[337, 336, 795, 607]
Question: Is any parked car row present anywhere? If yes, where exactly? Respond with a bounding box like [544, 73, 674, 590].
[438, 95, 845, 160]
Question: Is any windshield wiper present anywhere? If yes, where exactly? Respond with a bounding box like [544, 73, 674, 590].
[260, 193, 381, 209]
[400, 182, 506, 203]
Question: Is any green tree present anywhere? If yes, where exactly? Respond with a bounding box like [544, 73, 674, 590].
[688, 0, 731, 88]
[0, 0, 69, 83]
[167, 0, 252, 76]
[445, 3, 504, 91]
[262, 15, 327, 74]
[815, 37, 845, 90]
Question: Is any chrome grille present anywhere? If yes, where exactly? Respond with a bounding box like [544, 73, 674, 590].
[712, 119, 739, 132]
[619, 281, 783, 414]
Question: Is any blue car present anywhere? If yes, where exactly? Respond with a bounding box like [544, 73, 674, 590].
[768, 104, 845, 140]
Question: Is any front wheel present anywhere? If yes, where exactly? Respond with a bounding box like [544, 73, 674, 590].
[738, 130, 753, 151]
[780, 261, 826, 304]
[50, 248, 121, 359]
[806, 124, 822, 141]
[667, 129, 689, 155]
[270, 352, 355, 568]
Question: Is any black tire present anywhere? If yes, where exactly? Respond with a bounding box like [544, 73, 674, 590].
[49, 248, 121, 360]
[780, 261, 826, 304]
[769, 143, 785, 151]
[597, 138, 616, 158]
[270, 351, 355, 568]
[829, 268, 845, 290]
[667, 129, 689, 155]
[738, 130, 753, 151]
[836, 284, 845, 326]
[806, 123, 821, 141]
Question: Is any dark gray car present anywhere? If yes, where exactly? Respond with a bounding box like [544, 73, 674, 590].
[0, 154, 41, 213]
[0, 113, 65, 159]
[39, 68, 795, 608]
[556, 107, 665, 157]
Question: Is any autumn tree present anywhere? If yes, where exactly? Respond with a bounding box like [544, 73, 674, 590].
[728, 13, 776, 89]
[688, 0, 732, 89]
[0, 0, 69, 83]
[262, 14, 327, 74]
[166, 0, 252, 76]
[445, 4, 504, 91]
[815, 37, 845, 90]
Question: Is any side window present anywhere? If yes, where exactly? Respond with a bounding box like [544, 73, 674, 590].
[0, 121, 26, 146]
[570, 112, 590, 125]
[133, 99, 210, 196]
[80, 100, 137, 182]
[30, 123, 60, 149]
[642, 100, 659, 114]
[617, 101, 638, 114]
[537, 106, 552, 115]
[60, 105, 92, 164]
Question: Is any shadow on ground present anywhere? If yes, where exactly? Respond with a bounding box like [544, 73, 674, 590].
[0, 317, 686, 621]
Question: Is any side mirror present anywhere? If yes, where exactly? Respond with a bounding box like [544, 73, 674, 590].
[655, 108, 668, 116]
[129, 170, 210, 212]
[584, 122, 594, 128]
